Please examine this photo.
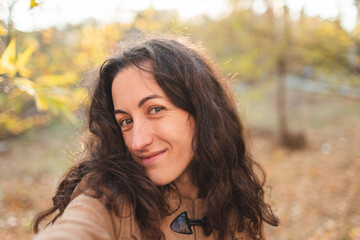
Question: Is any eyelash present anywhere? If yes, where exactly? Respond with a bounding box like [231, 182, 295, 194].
[118, 106, 165, 128]
[119, 118, 133, 127]
[149, 106, 164, 114]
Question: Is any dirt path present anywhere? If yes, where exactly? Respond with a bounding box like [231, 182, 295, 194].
[257, 112, 360, 239]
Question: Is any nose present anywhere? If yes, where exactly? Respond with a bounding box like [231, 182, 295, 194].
[130, 119, 153, 152]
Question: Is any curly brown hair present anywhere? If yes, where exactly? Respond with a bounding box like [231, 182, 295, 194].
[33, 35, 279, 239]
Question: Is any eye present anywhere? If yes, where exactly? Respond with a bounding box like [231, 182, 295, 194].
[119, 118, 133, 127]
[149, 106, 164, 114]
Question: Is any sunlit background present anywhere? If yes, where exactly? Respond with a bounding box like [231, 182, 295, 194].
[0, 0, 359, 239]
[2, 0, 359, 31]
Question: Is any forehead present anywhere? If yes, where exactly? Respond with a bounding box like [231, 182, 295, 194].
[111, 63, 166, 108]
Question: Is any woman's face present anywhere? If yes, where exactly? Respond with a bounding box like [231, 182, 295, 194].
[111, 62, 195, 186]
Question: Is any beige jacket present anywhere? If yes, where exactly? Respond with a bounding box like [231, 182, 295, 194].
[33, 189, 254, 240]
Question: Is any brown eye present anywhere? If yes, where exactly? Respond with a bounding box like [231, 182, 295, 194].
[120, 119, 133, 127]
[149, 106, 164, 114]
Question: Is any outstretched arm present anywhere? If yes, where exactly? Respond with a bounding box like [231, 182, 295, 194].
[33, 193, 114, 240]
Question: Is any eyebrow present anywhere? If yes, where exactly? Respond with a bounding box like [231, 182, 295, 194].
[114, 94, 162, 114]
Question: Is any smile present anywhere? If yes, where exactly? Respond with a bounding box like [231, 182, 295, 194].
[139, 150, 166, 166]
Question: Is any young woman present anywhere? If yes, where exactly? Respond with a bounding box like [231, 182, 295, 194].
[33, 36, 279, 240]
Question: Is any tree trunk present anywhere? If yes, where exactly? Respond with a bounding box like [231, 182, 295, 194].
[276, 57, 289, 140]
[5, 0, 18, 45]
[272, 0, 306, 149]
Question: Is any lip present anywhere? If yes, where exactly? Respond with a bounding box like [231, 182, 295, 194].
[139, 150, 166, 166]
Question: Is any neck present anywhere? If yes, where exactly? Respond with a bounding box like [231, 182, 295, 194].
[174, 171, 198, 200]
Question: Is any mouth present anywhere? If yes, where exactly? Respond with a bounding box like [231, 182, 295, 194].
[138, 150, 166, 166]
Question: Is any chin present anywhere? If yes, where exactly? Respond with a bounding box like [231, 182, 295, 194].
[147, 172, 173, 186]
[150, 178, 172, 186]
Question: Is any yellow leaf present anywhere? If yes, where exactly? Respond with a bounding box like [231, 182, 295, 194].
[0, 39, 16, 76]
[35, 72, 78, 86]
[30, 0, 39, 9]
[1, 40, 16, 63]
[19, 68, 32, 78]
[34, 92, 48, 111]
[14, 78, 36, 96]
[16, 45, 34, 70]
[14, 78, 48, 111]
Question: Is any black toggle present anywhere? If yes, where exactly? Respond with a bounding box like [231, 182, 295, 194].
[170, 211, 213, 236]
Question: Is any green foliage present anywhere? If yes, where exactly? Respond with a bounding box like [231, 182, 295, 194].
[187, 7, 360, 86]
[0, 38, 83, 138]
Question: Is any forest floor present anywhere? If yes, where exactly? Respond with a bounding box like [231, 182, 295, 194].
[0, 90, 359, 240]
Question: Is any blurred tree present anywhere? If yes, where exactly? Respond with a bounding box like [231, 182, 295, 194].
[187, 0, 358, 148]
[0, 37, 84, 138]
[131, 6, 181, 33]
[0, 0, 359, 140]
[350, 0, 360, 74]
[270, 0, 306, 149]
[0, 0, 18, 44]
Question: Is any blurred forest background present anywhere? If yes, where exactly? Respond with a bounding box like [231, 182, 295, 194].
[0, 0, 359, 239]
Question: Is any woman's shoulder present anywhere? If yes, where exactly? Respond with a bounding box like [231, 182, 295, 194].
[34, 183, 142, 240]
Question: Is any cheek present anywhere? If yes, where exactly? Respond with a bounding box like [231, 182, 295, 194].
[182, 118, 195, 147]
[175, 122, 195, 157]
[122, 133, 133, 152]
